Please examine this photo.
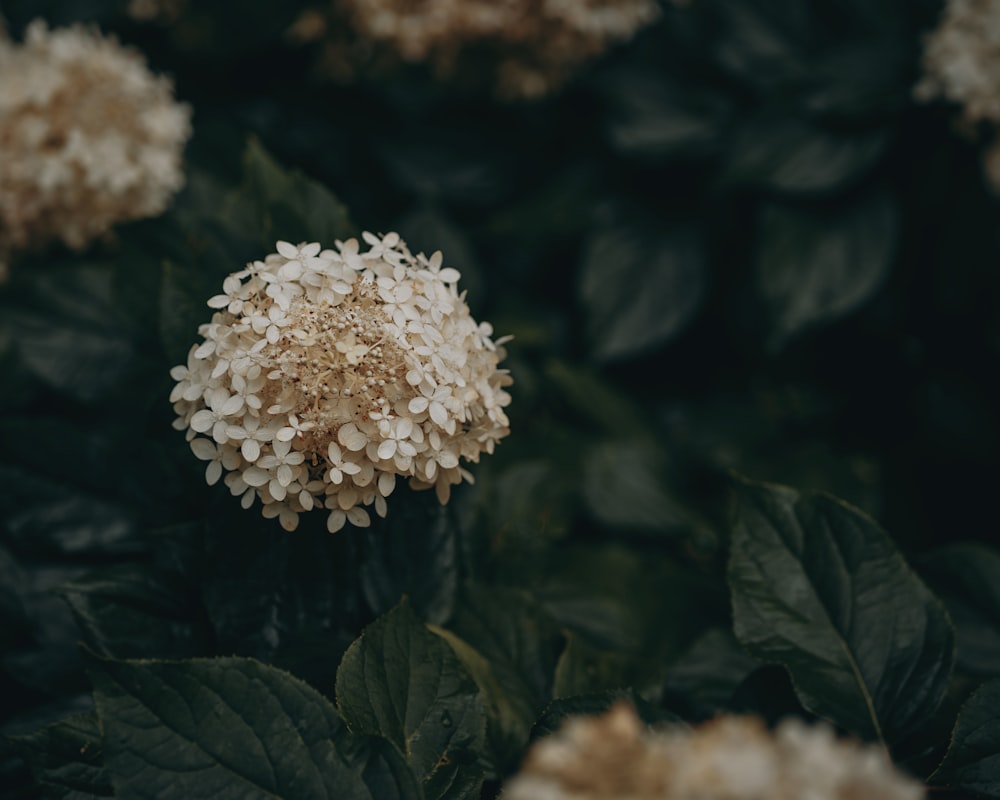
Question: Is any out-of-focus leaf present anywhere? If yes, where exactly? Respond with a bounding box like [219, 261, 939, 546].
[582, 440, 688, 533]
[919, 544, 1000, 676]
[537, 544, 724, 656]
[358, 491, 460, 625]
[552, 634, 658, 700]
[579, 217, 706, 363]
[661, 628, 761, 717]
[0, 546, 31, 652]
[439, 585, 564, 773]
[159, 257, 221, 368]
[1, 264, 135, 404]
[531, 691, 683, 741]
[336, 601, 486, 787]
[724, 111, 888, 193]
[377, 128, 509, 204]
[234, 138, 353, 248]
[711, 0, 813, 89]
[59, 563, 211, 660]
[8, 712, 112, 799]
[601, 70, 730, 160]
[198, 509, 364, 681]
[89, 654, 420, 800]
[544, 360, 647, 437]
[755, 188, 898, 349]
[728, 478, 954, 743]
[932, 678, 1000, 797]
[0, 458, 139, 559]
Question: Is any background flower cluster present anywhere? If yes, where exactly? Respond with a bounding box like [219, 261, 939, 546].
[3, 0, 1000, 798]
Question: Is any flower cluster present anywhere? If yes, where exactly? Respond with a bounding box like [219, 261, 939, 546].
[301, 0, 661, 99]
[503, 703, 924, 800]
[915, 0, 1000, 189]
[171, 233, 512, 532]
[0, 20, 191, 271]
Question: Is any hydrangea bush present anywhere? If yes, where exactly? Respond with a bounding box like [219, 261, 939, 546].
[3, 1, 1000, 799]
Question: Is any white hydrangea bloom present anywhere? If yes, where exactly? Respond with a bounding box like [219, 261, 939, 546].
[915, 0, 1000, 124]
[171, 233, 512, 533]
[314, 0, 661, 98]
[0, 20, 191, 267]
[503, 703, 924, 800]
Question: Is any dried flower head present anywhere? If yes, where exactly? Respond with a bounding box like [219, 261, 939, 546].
[503, 703, 924, 800]
[171, 233, 512, 533]
[307, 0, 661, 99]
[0, 20, 191, 264]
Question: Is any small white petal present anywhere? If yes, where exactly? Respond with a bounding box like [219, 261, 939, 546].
[346, 506, 371, 528]
[205, 461, 223, 485]
[190, 438, 217, 460]
[327, 510, 347, 533]
[242, 439, 261, 462]
[243, 467, 270, 487]
[378, 472, 396, 496]
[276, 240, 298, 258]
[377, 440, 397, 460]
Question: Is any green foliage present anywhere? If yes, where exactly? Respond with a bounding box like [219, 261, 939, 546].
[1, 0, 996, 796]
[335, 601, 486, 788]
[933, 679, 1000, 797]
[9, 713, 111, 800]
[88, 655, 420, 800]
[728, 478, 955, 744]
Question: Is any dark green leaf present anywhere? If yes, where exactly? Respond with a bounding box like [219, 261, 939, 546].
[159, 257, 220, 368]
[602, 70, 730, 160]
[532, 691, 683, 741]
[724, 111, 887, 193]
[711, 0, 812, 88]
[438, 585, 564, 773]
[88, 654, 420, 800]
[8, 712, 112, 799]
[59, 563, 212, 660]
[537, 544, 724, 657]
[359, 491, 461, 625]
[553, 634, 659, 700]
[579, 218, 706, 363]
[919, 544, 1000, 676]
[543, 360, 647, 437]
[755, 188, 898, 349]
[0, 545, 31, 652]
[582, 440, 688, 533]
[198, 510, 364, 679]
[2, 264, 134, 404]
[336, 601, 486, 786]
[422, 754, 484, 800]
[661, 628, 761, 716]
[235, 138, 353, 248]
[728, 478, 954, 743]
[933, 678, 1000, 797]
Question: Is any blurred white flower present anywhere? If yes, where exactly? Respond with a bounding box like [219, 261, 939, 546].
[171, 233, 512, 532]
[916, 0, 1000, 124]
[309, 0, 661, 99]
[915, 0, 1000, 190]
[0, 20, 191, 268]
[503, 703, 924, 800]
